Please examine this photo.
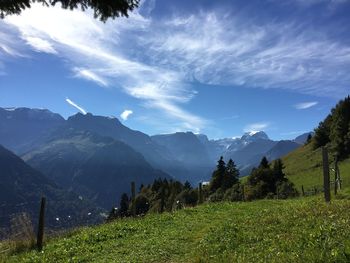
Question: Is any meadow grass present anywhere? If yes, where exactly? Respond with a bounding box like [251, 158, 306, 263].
[283, 144, 350, 191]
[3, 144, 350, 262]
[2, 192, 350, 263]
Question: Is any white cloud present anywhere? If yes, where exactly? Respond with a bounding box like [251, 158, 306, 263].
[65, 98, 87, 114]
[2, 4, 206, 132]
[294, 101, 318, 109]
[2, 2, 350, 132]
[280, 130, 308, 136]
[25, 37, 57, 54]
[244, 122, 270, 132]
[120, 110, 133, 121]
[74, 68, 108, 87]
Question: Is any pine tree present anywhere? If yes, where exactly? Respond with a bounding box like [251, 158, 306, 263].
[305, 133, 312, 145]
[119, 193, 129, 217]
[272, 159, 286, 183]
[329, 96, 350, 159]
[184, 181, 192, 190]
[314, 115, 332, 148]
[259, 156, 270, 169]
[222, 159, 239, 190]
[210, 156, 226, 192]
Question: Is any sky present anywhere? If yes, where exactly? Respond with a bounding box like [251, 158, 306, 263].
[0, 0, 350, 140]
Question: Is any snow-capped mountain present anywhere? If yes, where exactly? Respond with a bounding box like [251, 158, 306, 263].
[0, 106, 308, 182]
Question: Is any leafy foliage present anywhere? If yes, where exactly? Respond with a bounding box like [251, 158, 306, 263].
[208, 157, 242, 202]
[107, 178, 200, 221]
[0, 0, 139, 22]
[246, 157, 298, 200]
[313, 96, 350, 159]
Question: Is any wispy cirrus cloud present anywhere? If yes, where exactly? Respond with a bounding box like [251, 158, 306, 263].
[120, 110, 133, 120]
[25, 36, 57, 54]
[2, 1, 350, 133]
[2, 3, 206, 132]
[74, 68, 108, 87]
[65, 98, 87, 114]
[280, 130, 308, 136]
[294, 101, 318, 109]
[244, 122, 270, 133]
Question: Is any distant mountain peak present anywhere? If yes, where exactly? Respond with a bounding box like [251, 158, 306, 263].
[241, 131, 269, 141]
[68, 112, 122, 125]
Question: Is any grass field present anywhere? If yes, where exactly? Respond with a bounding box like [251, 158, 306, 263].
[283, 144, 350, 191]
[2, 190, 350, 263]
[2, 144, 350, 262]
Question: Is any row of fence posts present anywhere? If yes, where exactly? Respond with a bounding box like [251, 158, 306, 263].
[129, 181, 205, 216]
[301, 146, 342, 202]
[34, 147, 342, 251]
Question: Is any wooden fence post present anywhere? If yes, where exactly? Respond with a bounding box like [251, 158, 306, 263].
[198, 182, 203, 205]
[301, 185, 305, 196]
[334, 158, 338, 195]
[160, 187, 165, 213]
[131, 182, 136, 217]
[322, 147, 331, 203]
[37, 197, 46, 251]
[242, 184, 245, 201]
[335, 159, 341, 191]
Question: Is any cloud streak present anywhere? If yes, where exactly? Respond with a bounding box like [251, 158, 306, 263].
[2, 1, 350, 133]
[2, 4, 206, 132]
[74, 68, 108, 87]
[25, 36, 57, 54]
[244, 122, 270, 133]
[65, 98, 87, 114]
[294, 101, 318, 109]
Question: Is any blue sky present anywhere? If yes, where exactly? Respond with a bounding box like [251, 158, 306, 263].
[0, 0, 349, 140]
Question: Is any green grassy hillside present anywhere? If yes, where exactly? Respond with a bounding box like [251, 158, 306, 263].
[2, 192, 350, 263]
[283, 144, 350, 191]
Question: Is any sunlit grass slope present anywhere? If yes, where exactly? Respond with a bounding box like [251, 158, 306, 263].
[283, 144, 350, 191]
[3, 193, 350, 263]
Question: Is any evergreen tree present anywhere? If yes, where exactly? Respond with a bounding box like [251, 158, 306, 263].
[134, 194, 150, 215]
[222, 159, 239, 190]
[210, 156, 226, 192]
[259, 156, 270, 169]
[313, 115, 332, 148]
[184, 181, 192, 190]
[305, 133, 312, 145]
[119, 193, 129, 217]
[272, 159, 286, 183]
[0, 0, 139, 22]
[329, 96, 350, 159]
[246, 157, 297, 200]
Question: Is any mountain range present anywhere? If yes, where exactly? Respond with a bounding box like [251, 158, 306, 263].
[0, 145, 102, 231]
[0, 106, 311, 227]
[0, 107, 311, 182]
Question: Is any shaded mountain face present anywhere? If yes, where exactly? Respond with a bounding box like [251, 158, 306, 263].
[294, 132, 314, 145]
[265, 140, 301, 161]
[67, 113, 173, 162]
[0, 107, 65, 154]
[151, 132, 214, 183]
[151, 132, 211, 166]
[0, 145, 101, 230]
[66, 113, 184, 179]
[23, 128, 169, 209]
[73, 141, 168, 209]
[0, 107, 305, 187]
